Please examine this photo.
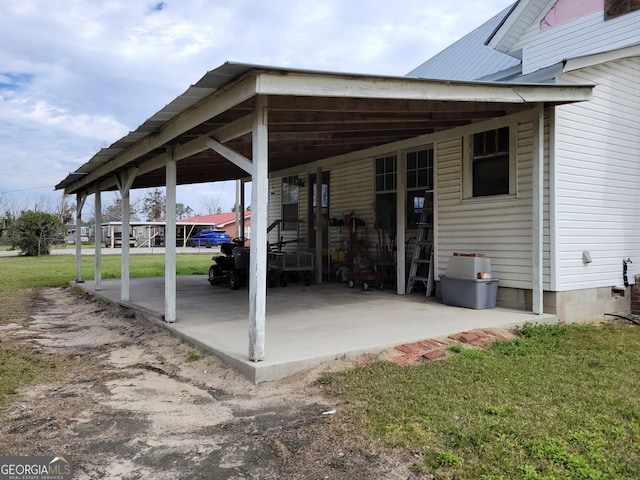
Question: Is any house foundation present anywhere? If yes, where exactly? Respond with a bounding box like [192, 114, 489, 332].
[491, 286, 632, 323]
[631, 274, 640, 315]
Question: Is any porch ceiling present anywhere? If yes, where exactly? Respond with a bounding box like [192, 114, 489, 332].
[56, 62, 593, 196]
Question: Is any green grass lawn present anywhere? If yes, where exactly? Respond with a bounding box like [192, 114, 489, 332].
[1, 253, 639, 478]
[0, 253, 213, 293]
[322, 323, 640, 479]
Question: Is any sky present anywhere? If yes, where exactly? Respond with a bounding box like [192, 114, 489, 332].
[0, 0, 515, 219]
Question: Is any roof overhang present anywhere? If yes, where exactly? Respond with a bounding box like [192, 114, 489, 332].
[563, 43, 640, 73]
[56, 62, 593, 196]
[486, 0, 547, 53]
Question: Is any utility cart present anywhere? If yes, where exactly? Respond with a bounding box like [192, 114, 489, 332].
[268, 252, 314, 287]
[346, 257, 384, 291]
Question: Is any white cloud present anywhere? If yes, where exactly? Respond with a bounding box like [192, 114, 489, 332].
[0, 0, 515, 212]
[0, 96, 129, 140]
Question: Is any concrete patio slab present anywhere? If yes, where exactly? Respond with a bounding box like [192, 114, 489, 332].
[73, 276, 557, 383]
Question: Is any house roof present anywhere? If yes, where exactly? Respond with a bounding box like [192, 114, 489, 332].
[55, 62, 592, 198]
[181, 211, 250, 228]
[406, 4, 521, 81]
[487, 0, 550, 53]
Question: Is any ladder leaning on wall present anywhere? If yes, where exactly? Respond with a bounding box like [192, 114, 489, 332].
[406, 195, 434, 296]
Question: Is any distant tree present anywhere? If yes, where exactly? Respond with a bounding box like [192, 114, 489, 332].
[216, 206, 222, 214]
[200, 199, 214, 215]
[231, 202, 251, 212]
[0, 211, 13, 241]
[56, 194, 74, 225]
[176, 203, 193, 220]
[8, 211, 64, 256]
[142, 188, 165, 221]
[102, 193, 138, 222]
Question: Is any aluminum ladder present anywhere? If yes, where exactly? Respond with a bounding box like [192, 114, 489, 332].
[406, 196, 434, 295]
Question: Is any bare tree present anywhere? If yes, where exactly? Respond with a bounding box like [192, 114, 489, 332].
[200, 197, 219, 215]
[102, 192, 139, 222]
[55, 194, 74, 225]
[176, 203, 193, 219]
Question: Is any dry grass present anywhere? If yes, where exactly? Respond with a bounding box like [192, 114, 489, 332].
[0, 289, 38, 325]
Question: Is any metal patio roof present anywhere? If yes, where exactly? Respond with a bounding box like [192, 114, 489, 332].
[56, 61, 593, 196]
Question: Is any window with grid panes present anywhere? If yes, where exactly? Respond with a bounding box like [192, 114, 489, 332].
[471, 126, 510, 197]
[406, 148, 433, 229]
[375, 155, 397, 233]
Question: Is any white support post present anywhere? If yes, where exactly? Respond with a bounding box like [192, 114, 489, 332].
[315, 167, 323, 284]
[249, 95, 268, 362]
[235, 179, 241, 237]
[396, 149, 407, 294]
[165, 149, 177, 323]
[532, 104, 544, 315]
[240, 179, 246, 238]
[94, 190, 102, 290]
[117, 169, 137, 302]
[121, 190, 131, 301]
[75, 193, 86, 283]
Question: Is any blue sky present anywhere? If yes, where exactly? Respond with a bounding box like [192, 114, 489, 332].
[0, 0, 514, 217]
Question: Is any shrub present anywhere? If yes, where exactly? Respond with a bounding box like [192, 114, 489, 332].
[7, 211, 64, 256]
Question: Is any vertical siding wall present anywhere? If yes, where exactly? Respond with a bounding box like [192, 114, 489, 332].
[329, 158, 375, 257]
[553, 58, 640, 290]
[266, 111, 547, 290]
[436, 115, 546, 289]
[267, 178, 309, 251]
[269, 159, 375, 256]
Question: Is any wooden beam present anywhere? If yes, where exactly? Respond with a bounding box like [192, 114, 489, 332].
[532, 104, 544, 315]
[206, 138, 254, 175]
[256, 72, 592, 103]
[267, 96, 527, 114]
[117, 168, 138, 302]
[249, 95, 268, 362]
[75, 192, 86, 283]
[165, 148, 177, 323]
[63, 73, 259, 194]
[94, 190, 102, 290]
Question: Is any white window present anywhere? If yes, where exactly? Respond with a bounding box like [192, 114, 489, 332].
[406, 147, 434, 229]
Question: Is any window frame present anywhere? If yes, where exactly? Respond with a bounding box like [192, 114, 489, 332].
[374, 154, 397, 233]
[281, 175, 300, 231]
[463, 125, 517, 200]
[405, 147, 434, 229]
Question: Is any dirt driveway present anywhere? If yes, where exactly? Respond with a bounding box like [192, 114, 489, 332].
[0, 287, 415, 479]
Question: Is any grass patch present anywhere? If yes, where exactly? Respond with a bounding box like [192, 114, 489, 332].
[185, 351, 201, 363]
[321, 323, 640, 479]
[0, 289, 38, 325]
[0, 254, 213, 293]
[0, 347, 63, 408]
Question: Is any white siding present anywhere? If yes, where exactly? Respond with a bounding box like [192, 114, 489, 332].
[268, 160, 375, 257]
[513, 9, 640, 74]
[266, 177, 308, 251]
[265, 110, 548, 292]
[267, 178, 281, 246]
[436, 116, 546, 289]
[329, 158, 375, 258]
[553, 58, 640, 290]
